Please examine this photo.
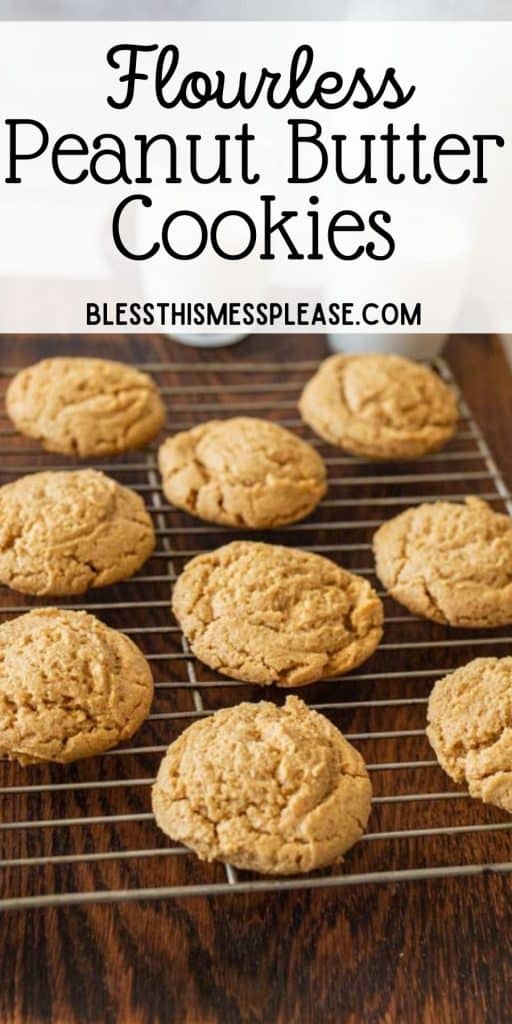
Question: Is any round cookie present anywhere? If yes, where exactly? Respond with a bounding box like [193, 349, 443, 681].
[373, 496, 512, 628]
[172, 541, 383, 686]
[0, 608, 154, 765]
[0, 469, 155, 596]
[299, 353, 458, 459]
[427, 658, 512, 813]
[6, 357, 166, 456]
[158, 416, 327, 528]
[152, 695, 372, 874]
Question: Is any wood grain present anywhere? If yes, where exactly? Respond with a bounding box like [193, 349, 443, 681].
[0, 333, 511, 1024]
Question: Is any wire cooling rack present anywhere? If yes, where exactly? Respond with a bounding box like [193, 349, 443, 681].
[1, 355, 512, 911]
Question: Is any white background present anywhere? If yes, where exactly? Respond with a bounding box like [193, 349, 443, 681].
[0, 1, 510, 21]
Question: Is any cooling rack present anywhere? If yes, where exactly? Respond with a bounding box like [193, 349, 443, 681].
[1, 354, 512, 912]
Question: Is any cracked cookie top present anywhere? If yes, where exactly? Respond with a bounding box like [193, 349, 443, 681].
[299, 353, 458, 458]
[152, 695, 372, 875]
[427, 657, 512, 813]
[0, 608, 154, 765]
[0, 469, 155, 596]
[172, 541, 383, 686]
[158, 416, 327, 528]
[6, 357, 166, 456]
[373, 496, 512, 628]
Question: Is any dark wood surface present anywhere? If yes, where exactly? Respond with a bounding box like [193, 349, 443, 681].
[1, 333, 512, 1024]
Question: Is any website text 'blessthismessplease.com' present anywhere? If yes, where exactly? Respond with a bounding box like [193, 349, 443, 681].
[85, 299, 421, 330]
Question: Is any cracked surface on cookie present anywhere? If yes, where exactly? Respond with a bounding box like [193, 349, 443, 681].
[373, 497, 512, 628]
[172, 541, 383, 686]
[158, 416, 327, 528]
[6, 357, 166, 456]
[299, 353, 458, 458]
[427, 658, 512, 813]
[0, 469, 155, 596]
[0, 608, 154, 764]
[152, 695, 372, 874]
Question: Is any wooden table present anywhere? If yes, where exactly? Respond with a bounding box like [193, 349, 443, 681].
[1, 333, 511, 1024]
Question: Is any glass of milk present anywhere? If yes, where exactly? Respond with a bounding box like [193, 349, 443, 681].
[324, 193, 470, 361]
[135, 184, 266, 348]
[327, 335, 448, 359]
[169, 332, 248, 348]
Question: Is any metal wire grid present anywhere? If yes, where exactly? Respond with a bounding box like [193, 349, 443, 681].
[1, 355, 512, 910]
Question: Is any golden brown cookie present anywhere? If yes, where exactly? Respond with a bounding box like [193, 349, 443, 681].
[299, 353, 458, 458]
[6, 357, 166, 456]
[152, 695, 372, 874]
[0, 608, 153, 765]
[373, 497, 512, 628]
[172, 541, 383, 686]
[158, 416, 327, 528]
[0, 469, 155, 596]
[427, 658, 512, 813]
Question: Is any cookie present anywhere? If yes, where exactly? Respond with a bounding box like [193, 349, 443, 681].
[373, 497, 512, 628]
[427, 658, 512, 813]
[158, 416, 327, 528]
[6, 357, 166, 456]
[299, 353, 458, 458]
[0, 608, 153, 764]
[0, 469, 155, 596]
[152, 695, 372, 874]
[172, 541, 383, 686]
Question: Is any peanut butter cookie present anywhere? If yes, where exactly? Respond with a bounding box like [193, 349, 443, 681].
[158, 417, 327, 528]
[427, 658, 512, 813]
[299, 353, 458, 458]
[172, 541, 383, 686]
[373, 497, 512, 627]
[0, 608, 153, 765]
[0, 469, 155, 596]
[152, 695, 372, 875]
[6, 357, 166, 456]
